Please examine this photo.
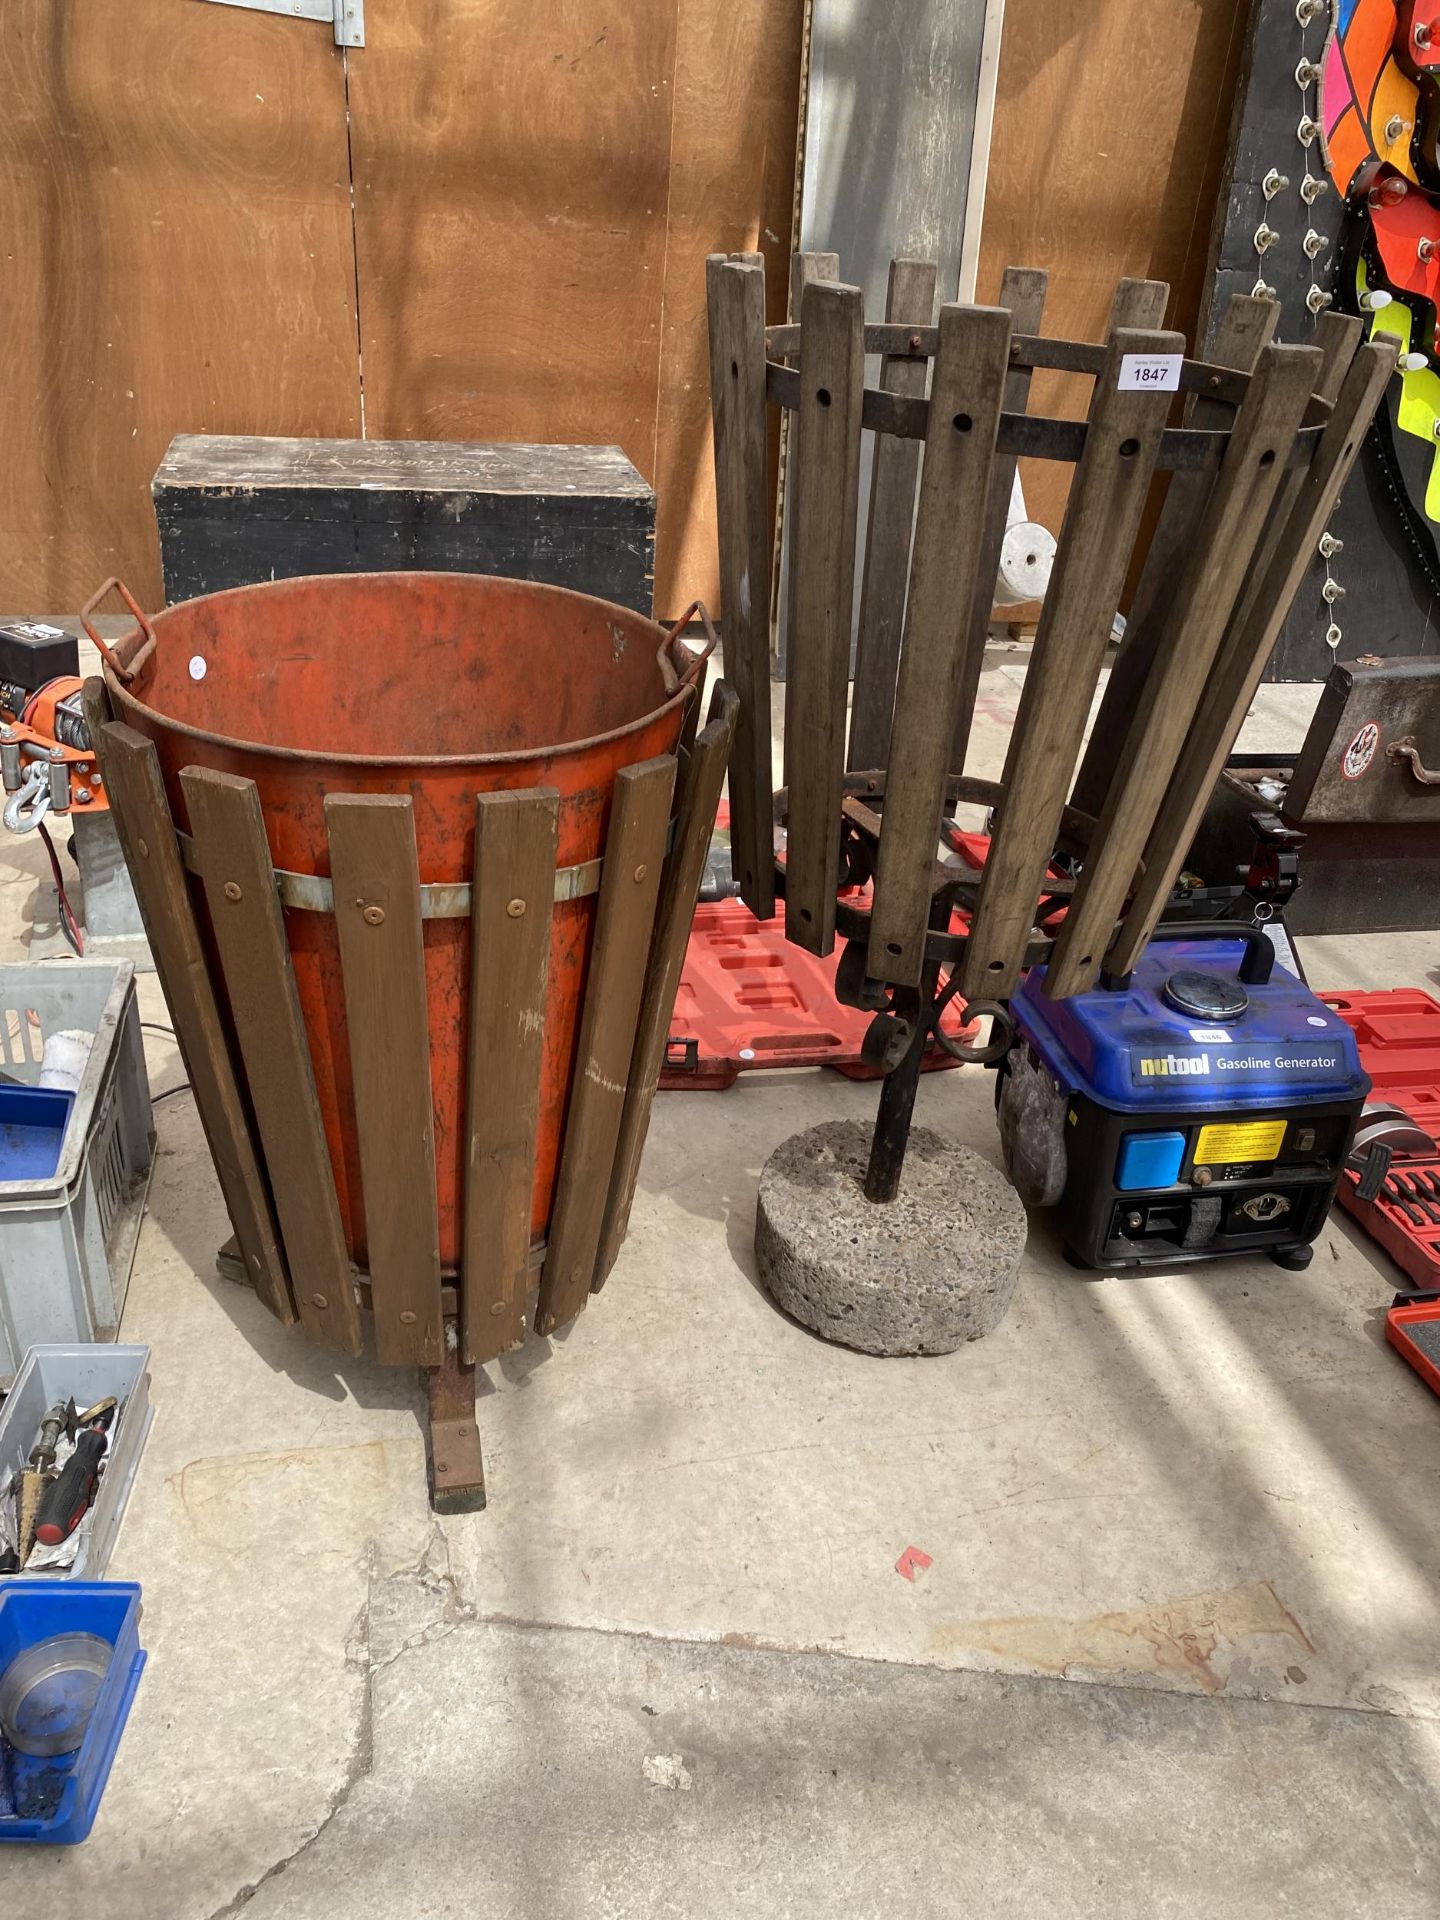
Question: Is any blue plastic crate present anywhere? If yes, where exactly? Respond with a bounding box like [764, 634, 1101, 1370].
[0, 1085, 75, 1183]
[0, 1581, 145, 1845]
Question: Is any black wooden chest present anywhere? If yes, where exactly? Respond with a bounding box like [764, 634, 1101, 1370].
[152, 435, 656, 614]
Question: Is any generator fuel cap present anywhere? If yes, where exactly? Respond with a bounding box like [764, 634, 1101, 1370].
[1163, 969, 1249, 1022]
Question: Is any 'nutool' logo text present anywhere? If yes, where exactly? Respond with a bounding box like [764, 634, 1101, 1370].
[1138, 1052, 1209, 1079]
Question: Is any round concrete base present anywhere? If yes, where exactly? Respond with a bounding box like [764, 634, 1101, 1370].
[754, 1119, 1027, 1356]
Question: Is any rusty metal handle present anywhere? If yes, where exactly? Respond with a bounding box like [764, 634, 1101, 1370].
[657, 600, 720, 696]
[1388, 735, 1440, 787]
[79, 577, 157, 685]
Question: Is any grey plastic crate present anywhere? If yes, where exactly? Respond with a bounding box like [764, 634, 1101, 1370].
[0, 1343, 153, 1579]
[0, 962, 155, 1379]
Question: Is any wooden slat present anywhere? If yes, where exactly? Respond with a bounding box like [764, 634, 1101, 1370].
[783, 278, 865, 957]
[536, 756, 676, 1337]
[650, 4, 805, 615]
[706, 253, 774, 919]
[770, 252, 843, 659]
[426, 1345, 485, 1515]
[1305, 310, 1368, 411]
[789, 253, 841, 336]
[960, 325, 1182, 1001]
[1107, 329, 1393, 976]
[325, 795, 443, 1366]
[593, 683, 739, 1290]
[1044, 340, 1321, 998]
[951, 265, 1049, 776]
[461, 789, 559, 1366]
[86, 701, 295, 1328]
[1100, 310, 1358, 936]
[866, 305, 1012, 987]
[180, 766, 360, 1357]
[999, 275, 1173, 795]
[847, 258, 938, 773]
[1108, 277, 1170, 330]
[1069, 292, 1280, 818]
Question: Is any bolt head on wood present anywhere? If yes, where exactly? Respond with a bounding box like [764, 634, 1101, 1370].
[136, 837, 148, 856]
[399, 1309, 417, 1325]
[633, 863, 647, 882]
[312, 1291, 328, 1309]
[489, 1301, 504, 1315]
[363, 904, 385, 925]
[506, 897, 527, 917]
[223, 881, 242, 902]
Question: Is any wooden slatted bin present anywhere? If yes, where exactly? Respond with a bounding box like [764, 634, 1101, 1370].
[80, 572, 736, 1510]
[709, 250, 1395, 1208]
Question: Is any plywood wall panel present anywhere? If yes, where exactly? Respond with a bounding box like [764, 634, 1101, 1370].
[651, 2, 803, 617]
[1, 0, 1246, 626]
[346, 0, 678, 572]
[975, 0, 1247, 551]
[0, 2, 361, 609]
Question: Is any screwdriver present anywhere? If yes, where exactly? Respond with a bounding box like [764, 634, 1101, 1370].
[33, 1429, 107, 1548]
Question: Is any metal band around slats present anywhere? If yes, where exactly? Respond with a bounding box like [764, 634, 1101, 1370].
[762, 362, 1325, 471]
[173, 825, 669, 916]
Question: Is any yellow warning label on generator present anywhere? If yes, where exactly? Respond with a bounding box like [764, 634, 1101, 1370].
[1192, 1119, 1286, 1166]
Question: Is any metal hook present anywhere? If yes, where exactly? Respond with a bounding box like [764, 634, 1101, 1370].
[3, 762, 51, 835]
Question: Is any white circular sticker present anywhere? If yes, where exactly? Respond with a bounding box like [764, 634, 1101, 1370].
[1340, 720, 1379, 780]
[188, 655, 207, 682]
[738, 1048, 755, 1061]
[1307, 1016, 1328, 1028]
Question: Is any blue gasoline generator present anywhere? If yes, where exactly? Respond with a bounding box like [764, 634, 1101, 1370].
[996, 924, 1370, 1272]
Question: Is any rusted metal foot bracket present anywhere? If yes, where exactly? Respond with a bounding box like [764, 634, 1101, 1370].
[425, 1341, 486, 1514]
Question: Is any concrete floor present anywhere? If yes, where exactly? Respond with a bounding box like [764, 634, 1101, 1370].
[1, 654, 1438, 1914]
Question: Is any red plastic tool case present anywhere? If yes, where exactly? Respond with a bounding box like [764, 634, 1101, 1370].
[1319, 986, 1440, 1295]
[661, 898, 978, 1090]
[1385, 1295, 1440, 1395]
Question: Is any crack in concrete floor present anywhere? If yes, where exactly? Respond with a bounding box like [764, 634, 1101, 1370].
[200, 1499, 1440, 1920]
[199, 1557, 1440, 1920]
[208, 1520, 481, 1912]
[205, 1577, 376, 1920]
[207, 1524, 472, 1920]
